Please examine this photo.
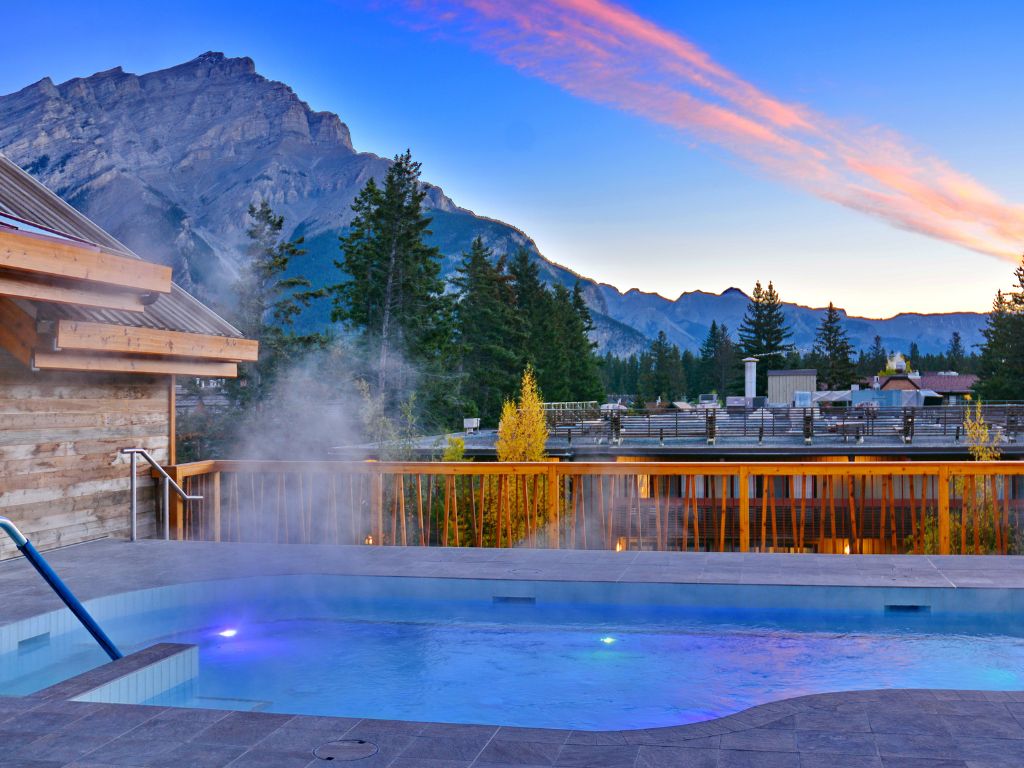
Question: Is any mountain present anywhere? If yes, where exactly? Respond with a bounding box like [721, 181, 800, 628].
[0, 52, 988, 357]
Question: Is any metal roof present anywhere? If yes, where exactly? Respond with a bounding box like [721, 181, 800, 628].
[0, 154, 242, 338]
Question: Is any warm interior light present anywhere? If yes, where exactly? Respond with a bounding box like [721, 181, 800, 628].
[218, 628, 238, 638]
[615, 537, 626, 552]
[364, 535, 375, 545]
[843, 543, 851, 555]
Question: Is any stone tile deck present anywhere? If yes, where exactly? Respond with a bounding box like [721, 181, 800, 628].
[2, 540, 1023, 767]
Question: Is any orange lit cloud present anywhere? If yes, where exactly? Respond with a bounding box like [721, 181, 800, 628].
[398, 0, 1024, 262]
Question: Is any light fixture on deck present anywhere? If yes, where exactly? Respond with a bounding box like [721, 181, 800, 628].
[217, 628, 238, 638]
[600, 636, 616, 645]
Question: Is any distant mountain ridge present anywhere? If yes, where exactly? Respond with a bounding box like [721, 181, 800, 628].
[0, 52, 987, 356]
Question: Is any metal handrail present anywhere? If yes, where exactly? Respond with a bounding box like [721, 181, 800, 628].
[1, 516, 122, 660]
[120, 448, 202, 542]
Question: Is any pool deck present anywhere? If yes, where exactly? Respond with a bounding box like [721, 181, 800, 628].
[2, 539, 1024, 767]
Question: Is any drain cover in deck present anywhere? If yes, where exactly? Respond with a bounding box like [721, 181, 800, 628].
[314, 739, 379, 761]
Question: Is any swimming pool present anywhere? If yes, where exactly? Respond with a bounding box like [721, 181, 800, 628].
[3, 575, 1024, 730]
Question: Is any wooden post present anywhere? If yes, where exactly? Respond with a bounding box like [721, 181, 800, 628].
[371, 471, 383, 545]
[738, 467, 750, 552]
[937, 467, 950, 555]
[547, 464, 559, 548]
[168, 375, 176, 465]
[654, 476, 663, 551]
[719, 476, 727, 552]
[212, 471, 221, 543]
[169, 465, 185, 541]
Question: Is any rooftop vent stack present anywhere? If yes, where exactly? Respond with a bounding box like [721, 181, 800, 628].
[743, 357, 758, 400]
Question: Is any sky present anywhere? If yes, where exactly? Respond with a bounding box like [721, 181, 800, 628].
[1, 0, 1022, 318]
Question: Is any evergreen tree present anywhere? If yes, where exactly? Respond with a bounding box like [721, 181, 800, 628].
[975, 258, 1024, 399]
[229, 201, 325, 410]
[811, 302, 855, 390]
[737, 281, 793, 395]
[946, 331, 966, 371]
[862, 335, 888, 376]
[506, 252, 602, 404]
[331, 150, 451, 412]
[508, 248, 548, 368]
[908, 342, 921, 366]
[451, 237, 522, 425]
[568, 282, 605, 401]
[539, 285, 576, 403]
[698, 321, 738, 395]
[634, 351, 654, 407]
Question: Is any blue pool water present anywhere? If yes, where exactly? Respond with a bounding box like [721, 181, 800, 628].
[3, 576, 1024, 729]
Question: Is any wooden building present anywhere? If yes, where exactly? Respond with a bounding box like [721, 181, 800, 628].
[0, 155, 257, 559]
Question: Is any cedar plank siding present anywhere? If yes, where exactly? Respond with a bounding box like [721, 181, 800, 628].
[0, 349, 168, 559]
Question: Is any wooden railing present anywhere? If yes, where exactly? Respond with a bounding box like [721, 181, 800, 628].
[161, 460, 1024, 555]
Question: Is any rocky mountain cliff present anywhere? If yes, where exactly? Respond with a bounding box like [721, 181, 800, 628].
[0, 52, 988, 356]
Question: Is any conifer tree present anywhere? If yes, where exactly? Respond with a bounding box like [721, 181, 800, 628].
[908, 342, 921, 367]
[567, 283, 605, 401]
[737, 281, 793, 395]
[975, 258, 1024, 400]
[451, 237, 522, 425]
[947, 331, 966, 371]
[698, 321, 738, 395]
[862, 335, 888, 376]
[230, 201, 325, 409]
[331, 150, 451, 410]
[508, 248, 548, 367]
[811, 302, 855, 390]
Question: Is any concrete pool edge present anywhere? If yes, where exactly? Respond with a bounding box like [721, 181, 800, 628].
[3, 538, 1024, 630]
[2, 674, 1023, 766]
[3, 540, 1024, 765]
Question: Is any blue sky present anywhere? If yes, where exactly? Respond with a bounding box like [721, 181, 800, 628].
[2, 0, 1022, 318]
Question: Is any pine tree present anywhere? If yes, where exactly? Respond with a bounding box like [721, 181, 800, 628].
[908, 342, 921, 366]
[331, 150, 451, 410]
[975, 258, 1024, 400]
[697, 321, 738, 396]
[863, 335, 888, 376]
[648, 331, 686, 402]
[567, 282, 605, 401]
[737, 281, 793, 395]
[229, 201, 325, 410]
[811, 302, 855, 390]
[451, 237, 522, 425]
[508, 248, 548, 368]
[947, 331, 966, 371]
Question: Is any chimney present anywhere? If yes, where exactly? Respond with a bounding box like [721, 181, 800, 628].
[743, 357, 758, 399]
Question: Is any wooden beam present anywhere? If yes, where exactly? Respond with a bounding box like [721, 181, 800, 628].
[32, 350, 237, 378]
[168, 375, 176, 465]
[56, 320, 259, 362]
[0, 269, 146, 312]
[0, 228, 170, 293]
[0, 296, 39, 367]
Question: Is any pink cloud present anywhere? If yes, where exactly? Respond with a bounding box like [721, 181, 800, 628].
[394, 0, 1024, 263]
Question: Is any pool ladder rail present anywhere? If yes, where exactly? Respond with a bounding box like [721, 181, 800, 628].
[121, 448, 202, 542]
[0, 516, 122, 661]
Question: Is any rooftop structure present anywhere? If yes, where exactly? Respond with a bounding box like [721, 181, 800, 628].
[359, 402, 1024, 460]
[0, 154, 257, 558]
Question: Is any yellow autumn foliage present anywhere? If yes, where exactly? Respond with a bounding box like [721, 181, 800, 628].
[496, 366, 548, 462]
